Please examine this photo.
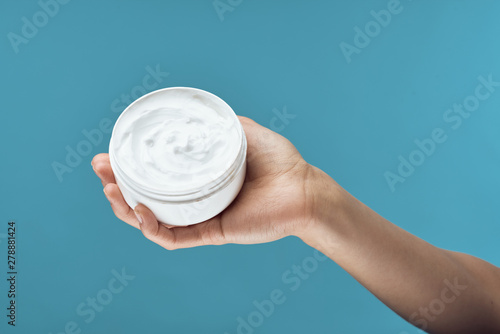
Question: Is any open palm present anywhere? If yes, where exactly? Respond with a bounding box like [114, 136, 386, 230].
[92, 116, 314, 250]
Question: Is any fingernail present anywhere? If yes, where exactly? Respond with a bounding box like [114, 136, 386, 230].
[134, 209, 143, 224]
[103, 187, 109, 198]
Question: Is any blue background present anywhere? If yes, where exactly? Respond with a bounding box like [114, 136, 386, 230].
[1, 0, 500, 333]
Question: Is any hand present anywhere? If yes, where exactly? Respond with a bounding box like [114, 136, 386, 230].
[92, 116, 319, 250]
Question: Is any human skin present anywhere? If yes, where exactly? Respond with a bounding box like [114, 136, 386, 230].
[92, 116, 500, 333]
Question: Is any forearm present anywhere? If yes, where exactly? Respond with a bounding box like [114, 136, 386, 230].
[300, 167, 500, 333]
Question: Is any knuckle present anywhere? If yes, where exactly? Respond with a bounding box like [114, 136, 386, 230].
[141, 226, 156, 240]
[112, 206, 128, 221]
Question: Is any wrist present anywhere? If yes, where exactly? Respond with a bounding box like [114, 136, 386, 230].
[295, 165, 350, 250]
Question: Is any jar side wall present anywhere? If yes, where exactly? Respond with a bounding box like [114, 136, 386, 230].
[113, 158, 246, 226]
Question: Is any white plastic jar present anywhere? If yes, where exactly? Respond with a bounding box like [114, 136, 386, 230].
[109, 87, 247, 226]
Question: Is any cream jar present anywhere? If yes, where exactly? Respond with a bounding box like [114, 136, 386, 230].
[109, 87, 247, 226]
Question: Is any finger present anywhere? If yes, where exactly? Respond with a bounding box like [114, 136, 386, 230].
[172, 217, 227, 247]
[103, 183, 140, 229]
[134, 204, 175, 248]
[91, 153, 110, 166]
[134, 204, 228, 250]
[93, 158, 116, 186]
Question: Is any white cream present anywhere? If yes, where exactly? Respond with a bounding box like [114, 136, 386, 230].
[112, 91, 241, 193]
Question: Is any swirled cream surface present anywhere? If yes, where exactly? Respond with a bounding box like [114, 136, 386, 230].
[112, 90, 241, 193]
